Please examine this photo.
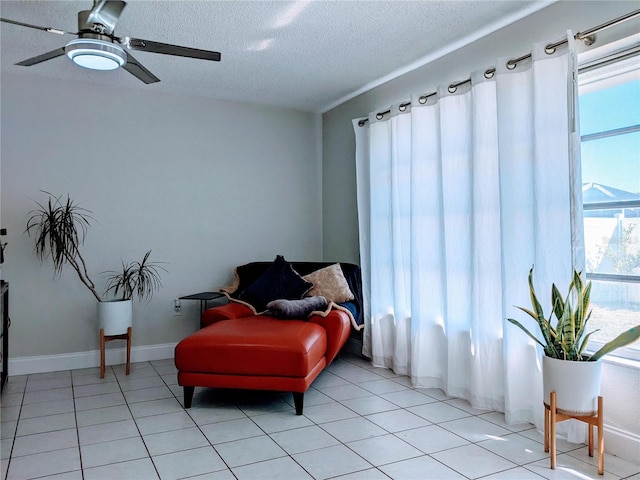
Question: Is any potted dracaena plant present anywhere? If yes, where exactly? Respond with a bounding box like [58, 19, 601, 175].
[508, 266, 640, 415]
[25, 192, 166, 335]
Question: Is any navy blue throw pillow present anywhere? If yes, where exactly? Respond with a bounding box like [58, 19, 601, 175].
[238, 255, 313, 312]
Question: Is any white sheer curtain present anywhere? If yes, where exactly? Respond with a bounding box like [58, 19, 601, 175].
[353, 33, 583, 426]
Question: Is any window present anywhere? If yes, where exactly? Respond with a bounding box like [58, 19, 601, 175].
[578, 39, 640, 360]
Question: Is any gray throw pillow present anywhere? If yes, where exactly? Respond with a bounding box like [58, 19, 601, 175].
[266, 296, 328, 319]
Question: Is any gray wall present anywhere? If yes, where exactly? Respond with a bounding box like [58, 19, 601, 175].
[1, 72, 322, 358]
[321, 0, 640, 453]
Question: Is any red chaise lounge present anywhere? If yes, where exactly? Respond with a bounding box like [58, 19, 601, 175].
[174, 258, 363, 414]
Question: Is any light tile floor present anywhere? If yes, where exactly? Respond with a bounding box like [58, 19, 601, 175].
[1, 353, 639, 480]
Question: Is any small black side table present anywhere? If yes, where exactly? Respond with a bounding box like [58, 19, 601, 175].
[179, 292, 226, 315]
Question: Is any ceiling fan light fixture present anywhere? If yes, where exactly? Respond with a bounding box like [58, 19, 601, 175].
[65, 38, 126, 71]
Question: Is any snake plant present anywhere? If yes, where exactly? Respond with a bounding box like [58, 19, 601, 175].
[507, 267, 640, 362]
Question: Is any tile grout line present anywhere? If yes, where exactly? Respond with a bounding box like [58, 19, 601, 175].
[1, 377, 26, 480]
[70, 367, 85, 480]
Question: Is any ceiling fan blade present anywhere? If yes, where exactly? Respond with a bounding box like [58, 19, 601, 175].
[16, 47, 66, 66]
[125, 37, 221, 61]
[123, 52, 160, 84]
[0, 17, 75, 35]
[83, 0, 126, 35]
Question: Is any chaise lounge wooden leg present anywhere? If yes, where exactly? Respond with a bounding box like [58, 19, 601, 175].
[293, 392, 304, 415]
[183, 386, 195, 408]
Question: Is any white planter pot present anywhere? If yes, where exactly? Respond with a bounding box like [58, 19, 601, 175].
[98, 299, 132, 336]
[543, 355, 602, 415]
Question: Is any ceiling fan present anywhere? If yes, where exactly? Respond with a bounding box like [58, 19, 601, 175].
[0, 0, 221, 84]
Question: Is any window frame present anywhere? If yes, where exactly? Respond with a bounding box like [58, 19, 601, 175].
[578, 38, 640, 362]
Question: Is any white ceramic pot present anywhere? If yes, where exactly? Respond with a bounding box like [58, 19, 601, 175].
[97, 299, 132, 336]
[543, 355, 602, 415]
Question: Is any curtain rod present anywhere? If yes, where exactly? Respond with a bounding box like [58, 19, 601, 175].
[358, 8, 640, 127]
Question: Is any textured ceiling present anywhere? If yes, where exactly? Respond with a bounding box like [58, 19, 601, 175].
[0, 1, 548, 113]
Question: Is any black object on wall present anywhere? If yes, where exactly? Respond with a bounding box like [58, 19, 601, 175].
[1, 281, 8, 391]
[0, 228, 6, 264]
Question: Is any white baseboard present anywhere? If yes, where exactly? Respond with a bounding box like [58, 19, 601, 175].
[604, 425, 640, 464]
[8, 343, 177, 375]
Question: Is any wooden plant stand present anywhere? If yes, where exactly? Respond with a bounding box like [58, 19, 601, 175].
[544, 391, 604, 475]
[100, 327, 132, 379]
